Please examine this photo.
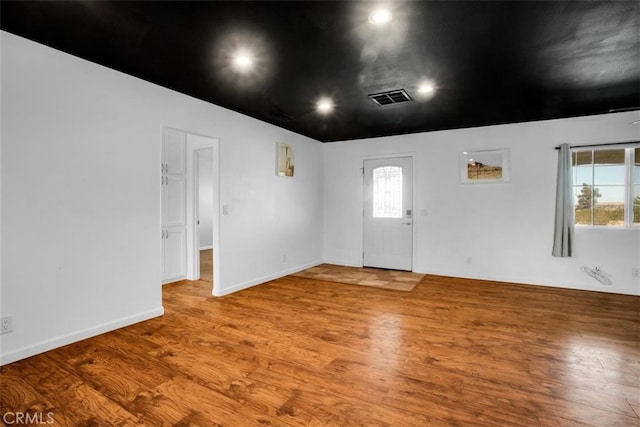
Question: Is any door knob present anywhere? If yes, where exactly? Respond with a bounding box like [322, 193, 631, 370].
[402, 221, 412, 225]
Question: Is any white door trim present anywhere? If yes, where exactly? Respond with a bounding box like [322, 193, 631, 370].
[361, 153, 417, 271]
[163, 127, 221, 296]
[192, 148, 203, 280]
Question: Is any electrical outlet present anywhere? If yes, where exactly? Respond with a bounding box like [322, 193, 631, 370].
[1, 315, 13, 334]
[633, 268, 640, 278]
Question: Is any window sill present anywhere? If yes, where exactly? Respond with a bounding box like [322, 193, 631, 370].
[575, 225, 640, 231]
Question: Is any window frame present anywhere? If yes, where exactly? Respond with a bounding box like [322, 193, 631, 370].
[571, 144, 639, 229]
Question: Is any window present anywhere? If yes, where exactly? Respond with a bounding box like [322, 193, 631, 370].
[572, 146, 639, 227]
[372, 166, 402, 218]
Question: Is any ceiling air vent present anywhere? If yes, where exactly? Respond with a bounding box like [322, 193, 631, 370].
[269, 109, 294, 122]
[368, 89, 413, 106]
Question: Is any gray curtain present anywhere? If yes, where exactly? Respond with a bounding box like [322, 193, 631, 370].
[552, 143, 574, 257]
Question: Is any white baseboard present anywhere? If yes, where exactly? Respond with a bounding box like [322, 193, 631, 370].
[420, 269, 640, 297]
[162, 277, 185, 285]
[322, 259, 363, 268]
[199, 246, 213, 251]
[0, 307, 164, 366]
[214, 260, 323, 296]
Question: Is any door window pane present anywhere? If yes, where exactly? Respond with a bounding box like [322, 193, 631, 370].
[373, 166, 402, 218]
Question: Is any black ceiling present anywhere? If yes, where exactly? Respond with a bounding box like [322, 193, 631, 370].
[2, 1, 639, 142]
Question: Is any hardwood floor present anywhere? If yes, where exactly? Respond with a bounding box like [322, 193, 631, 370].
[200, 249, 213, 283]
[1, 274, 638, 426]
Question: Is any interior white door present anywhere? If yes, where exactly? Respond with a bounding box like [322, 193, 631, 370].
[363, 157, 413, 271]
[163, 173, 186, 227]
[161, 128, 187, 283]
[163, 227, 186, 282]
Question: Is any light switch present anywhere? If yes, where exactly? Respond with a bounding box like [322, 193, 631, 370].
[223, 205, 230, 215]
[420, 208, 428, 216]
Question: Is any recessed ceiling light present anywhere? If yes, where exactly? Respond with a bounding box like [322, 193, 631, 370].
[369, 8, 392, 25]
[231, 49, 254, 72]
[418, 83, 435, 94]
[316, 97, 334, 114]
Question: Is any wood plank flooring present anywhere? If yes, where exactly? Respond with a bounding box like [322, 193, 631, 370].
[1, 274, 638, 426]
[199, 249, 213, 283]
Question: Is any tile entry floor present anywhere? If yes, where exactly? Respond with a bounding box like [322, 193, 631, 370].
[292, 263, 425, 291]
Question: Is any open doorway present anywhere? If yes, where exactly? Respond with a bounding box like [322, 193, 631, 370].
[184, 133, 220, 295]
[161, 128, 220, 294]
[196, 148, 214, 283]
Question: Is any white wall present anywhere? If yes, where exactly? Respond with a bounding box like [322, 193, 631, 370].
[198, 149, 214, 249]
[323, 111, 640, 296]
[0, 32, 323, 364]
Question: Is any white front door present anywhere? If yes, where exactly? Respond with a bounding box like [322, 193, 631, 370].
[363, 157, 413, 271]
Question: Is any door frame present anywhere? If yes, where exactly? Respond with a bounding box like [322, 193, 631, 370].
[163, 127, 221, 296]
[361, 152, 417, 271]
